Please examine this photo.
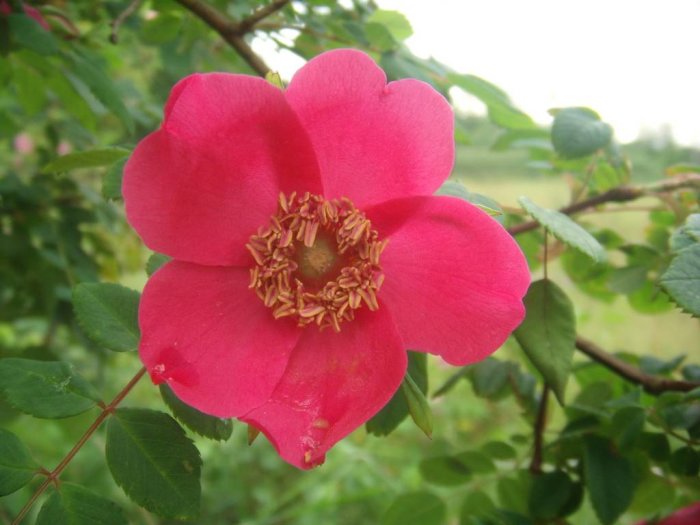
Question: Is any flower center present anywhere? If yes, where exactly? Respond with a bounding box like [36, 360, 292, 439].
[246, 192, 387, 331]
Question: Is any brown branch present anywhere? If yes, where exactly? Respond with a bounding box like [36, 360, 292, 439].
[575, 336, 700, 395]
[529, 385, 549, 474]
[508, 172, 700, 236]
[12, 367, 147, 525]
[238, 0, 290, 33]
[110, 0, 143, 44]
[174, 0, 272, 76]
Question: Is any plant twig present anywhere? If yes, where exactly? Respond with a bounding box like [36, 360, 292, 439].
[238, 0, 290, 33]
[174, 0, 272, 76]
[508, 173, 700, 236]
[12, 367, 147, 525]
[110, 0, 143, 44]
[575, 336, 700, 395]
[530, 384, 549, 474]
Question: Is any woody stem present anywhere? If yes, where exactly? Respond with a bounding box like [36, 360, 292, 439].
[12, 367, 147, 525]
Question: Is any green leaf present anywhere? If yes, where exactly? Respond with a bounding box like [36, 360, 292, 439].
[432, 367, 469, 398]
[551, 107, 613, 158]
[492, 128, 551, 151]
[64, 51, 134, 133]
[437, 181, 503, 218]
[401, 370, 433, 438]
[481, 440, 517, 460]
[669, 446, 699, 476]
[419, 455, 472, 486]
[106, 408, 201, 519]
[610, 406, 645, 448]
[660, 244, 700, 316]
[364, 23, 396, 52]
[639, 432, 670, 462]
[670, 214, 700, 253]
[518, 196, 607, 263]
[470, 358, 511, 399]
[448, 73, 536, 130]
[0, 428, 37, 496]
[42, 148, 131, 174]
[514, 279, 576, 404]
[47, 70, 97, 130]
[488, 103, 537, 131]
[36, 483, 128, 525]
[160, 384, 232, 441]
[139, 14, 182, 45]
[448, 73, 510, 107]
[628, 280, 673, 314]
[528, 471, 575, 520]
[497, 472, 531, 514]
[0, 358, 100, 418]
[607, 266, 647, 294]
[72, 283, 140, 352]
[367, 10, 412, 41]
[381, 491, 447, 525]
[454, 450, 496, 474]
[629, 473, 675, 516]
[367, 352, 427, 436]
[103, 158, 127, 200]
[13, 63, 46, 115]
[265, 70, 284, 89]
[8, 13, 58, 55]
[459, 490, 496, 524]
[419, 451, 494, 488]
[146, 253, 171, 276]
[584, 435, 636, 525]
[664, 163, 700, 176]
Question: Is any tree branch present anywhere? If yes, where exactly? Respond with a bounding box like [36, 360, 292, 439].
[12, 367, 147, 525]
[174, 0, 277, 77]
[507, 172, 700, 236]
[238, 0, 290, 33]
[529, 385, 549, 474]
[575, 336, 700, 395]
[110, 0, 143, 44]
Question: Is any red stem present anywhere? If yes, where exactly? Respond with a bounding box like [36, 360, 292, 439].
[12, 367, 147, 525]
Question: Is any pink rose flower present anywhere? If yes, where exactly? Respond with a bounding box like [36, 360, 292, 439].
[123, 49, 530, 469]
[0, 1, 50, 30]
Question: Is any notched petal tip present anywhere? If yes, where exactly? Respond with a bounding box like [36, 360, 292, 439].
[286, 49, 455, 208]
[241, 307, 406, 470]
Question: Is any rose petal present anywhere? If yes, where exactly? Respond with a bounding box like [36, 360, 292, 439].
[138, 260, 302, 417]
[242, 306, 406, 469]
[366, 195, 530, 365]
[124, 73, 321, 267]
[285, 49, 454, 209]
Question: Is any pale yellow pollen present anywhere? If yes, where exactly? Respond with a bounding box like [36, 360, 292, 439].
[246, 192, 386, 331]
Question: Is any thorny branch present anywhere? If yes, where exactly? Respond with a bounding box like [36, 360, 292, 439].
[11, 368, 147, 525]
[575, 336, 700, 395]
[174, 0, 291, 76]
[507, 172, 700, 236]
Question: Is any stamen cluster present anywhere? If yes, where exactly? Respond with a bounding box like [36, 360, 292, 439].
[247, 192, 387, 331]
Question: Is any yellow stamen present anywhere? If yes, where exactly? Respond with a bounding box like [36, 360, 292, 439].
[247, 193, 386, 331]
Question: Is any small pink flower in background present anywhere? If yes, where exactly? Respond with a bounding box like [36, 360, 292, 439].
[56, 140, 72, 156]
[123, 49, 530, 469]
[13, 132, 34, 154]
[637, 502, 700, 525]
[0, 1, 50, 30]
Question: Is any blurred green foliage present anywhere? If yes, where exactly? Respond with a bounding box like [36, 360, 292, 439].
[1, 1, 699, 524]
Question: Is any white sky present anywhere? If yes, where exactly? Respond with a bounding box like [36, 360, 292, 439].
[256, 0, 700, 146]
